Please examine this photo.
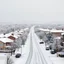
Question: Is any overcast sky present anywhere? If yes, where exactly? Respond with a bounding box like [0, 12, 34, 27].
[0, 0, 64, 24]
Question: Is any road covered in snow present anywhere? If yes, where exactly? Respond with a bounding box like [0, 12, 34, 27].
[12, 26, 64, 64]
[12, 26, 52, 64]
[21, 26, 52, 64]
[26, 26, 48, 64]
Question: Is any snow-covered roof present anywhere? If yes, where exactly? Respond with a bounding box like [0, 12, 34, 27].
[14, 31, 22, 37]
[24, 28, 29, 31]
[50, 29, 64, 33]
[19, 29, 24, 34]
[5, 33, 12, 37]
[5, 32, 19, 39]
[19, 30, 24, 33]
[0, 38, 13, 43]
[0, 32, 14, 38]
[12, 35, 18, 39]
[54, 37, 61, 39]
[39, 28, 50, 32]
[18, 32, 23, 35]
[14, 31, 19, 34]
[39, 28, 64, 33]
[0, 34, 5, 38]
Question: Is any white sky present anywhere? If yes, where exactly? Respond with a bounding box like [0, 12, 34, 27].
[0, 0, 64, 24]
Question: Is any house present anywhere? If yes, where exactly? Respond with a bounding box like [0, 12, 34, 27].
[7, 33, 18, 40]
[54, 37, 61, 45]
[0, 30, 23, 53]
[8, 36, 16, 40]
[14, 31, 22, 37]
[0, 32, 14, 38]
[49, 29, 64, 44]
[39, 28, 64, 37]
[0, 38, 13, 50]
[50, 29, 64, 37]
[19, 29, 24, 34]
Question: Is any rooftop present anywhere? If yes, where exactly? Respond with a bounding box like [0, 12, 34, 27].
[0, 38, 13, 43]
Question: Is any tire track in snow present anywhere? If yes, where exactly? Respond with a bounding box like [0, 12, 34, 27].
[33, 32, 48, 64]
[26, 26, 48, 64]
[25, 32, 33, 64]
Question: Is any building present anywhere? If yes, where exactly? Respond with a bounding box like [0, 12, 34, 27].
[50, 29, 64, 37]
[0, 38, 13, 50]
[7, 33, 19, 40]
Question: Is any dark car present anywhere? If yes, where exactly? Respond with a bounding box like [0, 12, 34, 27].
[50, 50, 55, 54]
[49, 43, 52, 50]
[40, 39, 44, 44]
[15, 53, 21, 58]
[50, 49, 57, 54]
[40, 41, 44, 44]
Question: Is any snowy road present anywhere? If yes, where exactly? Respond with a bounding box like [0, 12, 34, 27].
[25, 26, 64, 64]
[25, 27, 47, 64]
[13, 26, 52, 64]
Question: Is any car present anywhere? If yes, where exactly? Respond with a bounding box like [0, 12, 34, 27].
[40, 41, 44, 44]
[49, 43, 52, 50]
[57, 49, 64, 57]
[57, 52, 64, 57]
[50, 50, 55, 54]
[40, 39, 44, 44]
[15, 53, 21, 58]
[50, 49, 56, 54]
[45, 45, 50, 50]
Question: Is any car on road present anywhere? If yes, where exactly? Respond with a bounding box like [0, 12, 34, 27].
[15, 48, 22, 58]
[50, 49, 57, 54]
[57, 49, 64, 57]
[15, 53, 21, 58]
[40, 39, 44, 44]
[45, 45, 50, 50]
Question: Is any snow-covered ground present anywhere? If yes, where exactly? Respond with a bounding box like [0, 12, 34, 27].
[39, 43, 64, 64]
[31, 26, 64, 64]
[0, 53, 10, 64]
[9, 26, 64, 64]
[35, 31, 64, 64]
[9, 28, 31, 64]
[31, 27, 52, 64]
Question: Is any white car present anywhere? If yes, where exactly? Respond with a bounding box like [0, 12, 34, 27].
[57, 49, 64, 57]
[45, 45, 50, 50]
[15, 48, 22, 55]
